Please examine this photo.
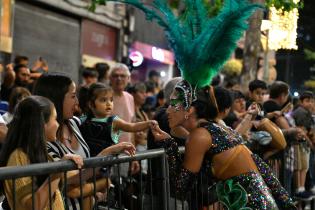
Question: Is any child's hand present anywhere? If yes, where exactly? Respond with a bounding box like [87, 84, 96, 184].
[151, 124, 171, 141]
[148, 120, 158, 128]
[63, 154, 84, 169]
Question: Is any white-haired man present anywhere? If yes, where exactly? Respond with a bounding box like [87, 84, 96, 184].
[109, 63, 140, 175]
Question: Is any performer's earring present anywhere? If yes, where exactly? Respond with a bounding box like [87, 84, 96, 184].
[184, 115, 189, 120]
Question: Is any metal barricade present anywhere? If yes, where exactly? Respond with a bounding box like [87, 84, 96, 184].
[0, 149, 170, 210]
[1, 146, 310, 210]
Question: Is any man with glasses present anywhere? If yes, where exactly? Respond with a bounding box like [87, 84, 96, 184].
[109, 63, 140, 175]
[110, 63, 135, 143]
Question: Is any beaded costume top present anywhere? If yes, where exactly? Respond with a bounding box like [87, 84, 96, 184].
[202, 121, 244, 155]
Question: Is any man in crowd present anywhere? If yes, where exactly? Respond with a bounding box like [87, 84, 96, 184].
[110, 63, 140, 176]
[292, 91, 315, 200]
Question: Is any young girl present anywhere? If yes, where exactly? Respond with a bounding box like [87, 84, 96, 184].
[80, 82, 157, 157]
[0, 96, 83, 210]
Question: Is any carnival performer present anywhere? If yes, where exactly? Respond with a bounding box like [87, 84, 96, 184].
[90, 0, 295, 208]
[151, 81, 296, 209]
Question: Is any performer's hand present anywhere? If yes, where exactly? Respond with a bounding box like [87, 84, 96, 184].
[151, 124, 171, 141]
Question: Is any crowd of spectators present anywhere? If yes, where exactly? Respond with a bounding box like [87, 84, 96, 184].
[0, 55, 314, 210]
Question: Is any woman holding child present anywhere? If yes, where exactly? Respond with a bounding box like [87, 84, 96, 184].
[32, 72, 138, 210]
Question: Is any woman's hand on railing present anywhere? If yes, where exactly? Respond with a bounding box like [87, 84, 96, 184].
[63, 154, 84, 169]
[50, 154, 83, 181]
[113, 142, 136, 156]
[99, 142, 136, 156]
[150, 123, 171, 141]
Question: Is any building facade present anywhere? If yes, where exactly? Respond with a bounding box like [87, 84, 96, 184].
[0, 0, 126, 82]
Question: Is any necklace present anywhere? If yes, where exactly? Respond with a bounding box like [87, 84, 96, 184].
[66, 136, 72, 144]
[64, 133, 73, 144]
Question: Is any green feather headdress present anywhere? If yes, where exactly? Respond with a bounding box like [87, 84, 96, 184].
[91, 0, 262, 88]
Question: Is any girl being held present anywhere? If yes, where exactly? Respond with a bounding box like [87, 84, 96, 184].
[80, 83, 158, 157]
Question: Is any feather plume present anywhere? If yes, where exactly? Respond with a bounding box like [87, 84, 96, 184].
[91, 0, 263, 87]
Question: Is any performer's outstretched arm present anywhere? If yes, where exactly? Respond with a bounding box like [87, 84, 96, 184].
[158, 138, 196, 198]
[155, 127, 212, 198]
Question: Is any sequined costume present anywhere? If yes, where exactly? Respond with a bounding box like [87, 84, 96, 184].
[159, 121, 296, 210]
[90, 0, 292, 208]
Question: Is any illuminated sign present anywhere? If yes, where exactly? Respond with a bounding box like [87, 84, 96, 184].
[129, 50, 144, 67]
[152, 47, 165, 62]
[132, 42, 174, 65]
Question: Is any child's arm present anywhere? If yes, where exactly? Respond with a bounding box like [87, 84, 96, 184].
[113, 118, 157, 133]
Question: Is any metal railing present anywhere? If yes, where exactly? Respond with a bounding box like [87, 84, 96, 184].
[0, 148, 170, 210]
[1, 146, 311, 210]
[0, 147, 224, 210]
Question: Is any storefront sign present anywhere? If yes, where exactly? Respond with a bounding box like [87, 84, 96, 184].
[132, 41, 174, 65]
[81, 19, 118, 60]
[129, 50, 144, 67]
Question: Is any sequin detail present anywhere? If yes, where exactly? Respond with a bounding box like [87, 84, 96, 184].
[203, 122, 244, 154]
[252, 154, 297, 210]
[157, 138, 197, 199]
[158, 123, 295, 209]
[230, 171, 278, 210]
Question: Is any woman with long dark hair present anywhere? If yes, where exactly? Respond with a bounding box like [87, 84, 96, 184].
[0, 96, 83, 210]
[33, 72, 136, 209]
[33, 73, 135, 159]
